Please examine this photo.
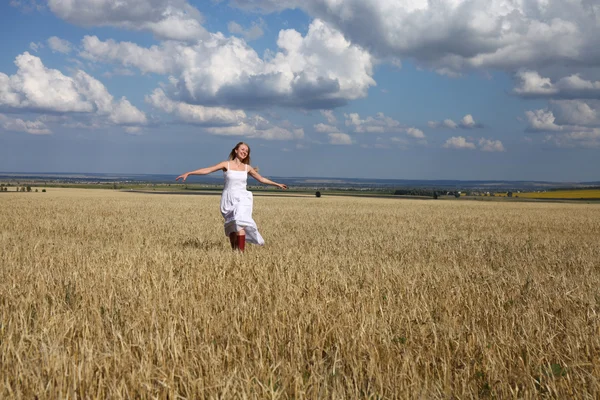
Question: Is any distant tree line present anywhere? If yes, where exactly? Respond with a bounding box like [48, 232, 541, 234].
[394, 188, 434, 197]
[394, 189, 463, 198]
[0, 184, 44, 192]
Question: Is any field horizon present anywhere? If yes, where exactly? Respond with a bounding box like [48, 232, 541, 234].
[2, 171, 600, 191]
[1, 188, 599, 398]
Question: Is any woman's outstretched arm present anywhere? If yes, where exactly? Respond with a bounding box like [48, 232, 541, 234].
[176, 161, 227, 182]
[248, 167, 288, 189]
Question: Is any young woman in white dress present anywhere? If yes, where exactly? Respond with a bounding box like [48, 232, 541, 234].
[175, 142, 287, 252]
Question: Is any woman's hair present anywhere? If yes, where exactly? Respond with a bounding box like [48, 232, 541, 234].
[228, 142, 251, 165]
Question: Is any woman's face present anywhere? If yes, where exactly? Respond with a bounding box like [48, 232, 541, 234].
[236, 144, 249, 160]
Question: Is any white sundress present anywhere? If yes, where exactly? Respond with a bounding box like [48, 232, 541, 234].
[220, 162, 265, 245]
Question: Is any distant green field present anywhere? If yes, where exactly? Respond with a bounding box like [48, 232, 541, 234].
[518, 189, 600, 199]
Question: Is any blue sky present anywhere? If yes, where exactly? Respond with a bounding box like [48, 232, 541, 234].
[1, 0, 599, 181]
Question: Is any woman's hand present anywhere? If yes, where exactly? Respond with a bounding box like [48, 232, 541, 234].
[277, 183, 288, 190]
[175, 173, 189, 182]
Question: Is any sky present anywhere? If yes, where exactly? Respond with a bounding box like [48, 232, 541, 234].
[1, 0, 599, 182]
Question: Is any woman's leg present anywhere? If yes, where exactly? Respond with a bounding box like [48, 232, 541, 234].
[229, 232, 237, 250]
[237, 228, 246, 252]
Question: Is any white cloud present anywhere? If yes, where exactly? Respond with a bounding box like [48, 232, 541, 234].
[228, 19, 265, 41]
[48, 0, 207, 41]
[1, 53, 91, 113]
[47, 36, 73, 54]
[443, 119, 458, 129]
[429, 114, 481, 129]
[29, 42, 43, 52]
[544, 129, 600, 149]
[229, 0, 600, 74]
[0, 52, 146, 127]
[515, 70, 600, 148]
[525, 100, 600, 147]
[0, 113, 51, 135]
[441, 136, 505, 152]
[10, 0, 44, 12]
[320, 109, 337, 124]
[80, 19, 375, 109]
[328, 132, 352, 145]
[313, 123, 340, 133]
[80, 36, 176, 75]
[205, 115, 304, 141]
[344, 112, 426, 142]
[525, 109, 563, 132]
[443, 136, 476, 150]
[550, 100, 599, 127]
[513, 70, 558, 97]
[478, 138, 505, 152]
[460, 114, 477, 128]
[344, 112, 400, 133]
[107, 97, 147, 125]
[429, 119, 455, 129]
[514, 70, 600, 99]
[405, 127, 425, 139]
[146, 88, 245, 126]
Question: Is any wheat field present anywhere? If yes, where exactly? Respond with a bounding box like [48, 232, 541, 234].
[1, 188, 599, 398]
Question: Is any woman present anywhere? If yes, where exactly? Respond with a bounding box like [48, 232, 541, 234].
[176, 142, 287, 252]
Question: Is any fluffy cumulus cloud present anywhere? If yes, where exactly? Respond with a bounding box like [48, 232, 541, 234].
[147, 88, 298, 140]
[79, 36, 176, 75]
[313, 123, 340, 133]
[0, 52, 146, 126]
[405, 127, 425, 139]
[204, 115, 304, 141]
[146, 88, 246, 126]
[544, 129, 600, 149]
[428, 114, 482, 129]
[526, 100, 600, 128]
[428, 119, 458, 129]
[478, 138, 505, 152]
[328, 132, 352, 145]
[343, 112, 426, 142]
[47, 0, 207, 41]
[0, 113, 51, 134]
[514, 70, 600, 99]
[550, 100, 600, 127]
[320, 110, 337, 124]
[80, 19, 375, 109]
[47, 36, 73, 54]
[525, 109, 563, 132]
[345, 112, 400, 133]
[443, 136, 476, 150]
[518, 66, 600, 147]
[524, 100, 600, 147]
[443, 136, 504, 151]
[312, 118, 354, 145]
[229, 0, 600, 74]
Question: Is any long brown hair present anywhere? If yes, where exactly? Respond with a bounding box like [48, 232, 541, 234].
[228, 142, 251, 165]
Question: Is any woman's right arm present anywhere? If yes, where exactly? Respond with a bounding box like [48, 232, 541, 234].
[176, 161, 227, 182]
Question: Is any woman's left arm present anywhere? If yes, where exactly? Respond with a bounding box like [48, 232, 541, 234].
[248, 167, 288, 189]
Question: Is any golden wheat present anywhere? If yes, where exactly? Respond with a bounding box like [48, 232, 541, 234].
[1, 188, 599, 398]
